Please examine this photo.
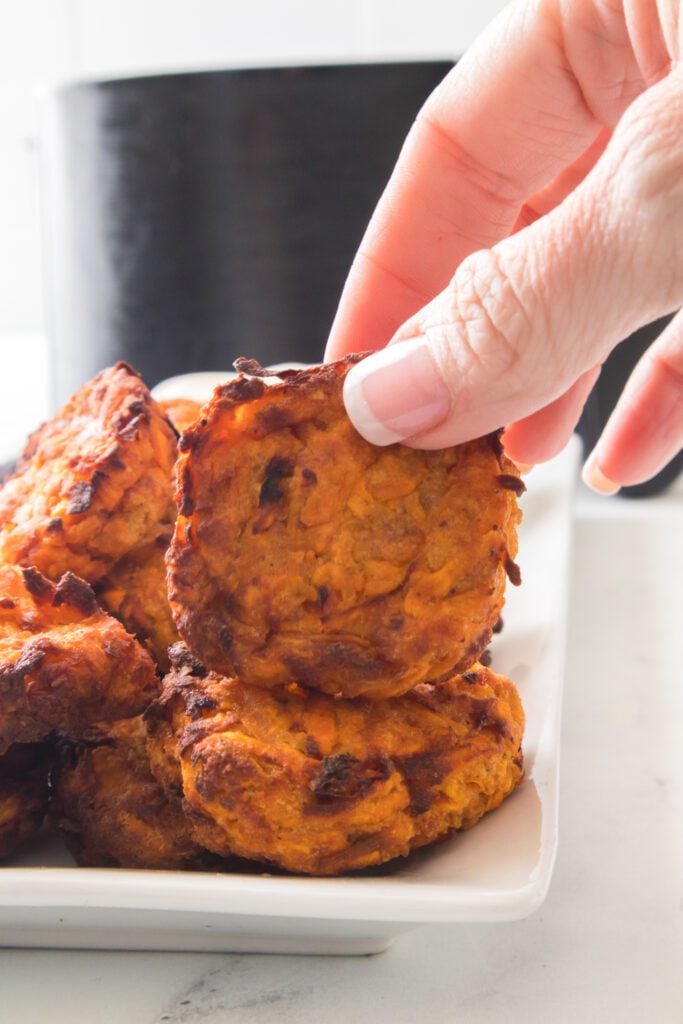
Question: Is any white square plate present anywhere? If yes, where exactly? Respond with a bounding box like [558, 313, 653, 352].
[1, 372, 580, 955]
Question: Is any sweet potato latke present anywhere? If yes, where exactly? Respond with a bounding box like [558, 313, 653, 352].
[51, 717, 216, 869]
[167, 356, 523, 699]
[145, 645, 524, 876]
[0, 358, 528, 876]
[97, 533, 179, 672]
[0, 742, 50, 860]
[0, 563, 158, 753]
[0, 362, 177, 583]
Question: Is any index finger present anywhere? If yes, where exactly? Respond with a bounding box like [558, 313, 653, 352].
[325, 0, 640, 359]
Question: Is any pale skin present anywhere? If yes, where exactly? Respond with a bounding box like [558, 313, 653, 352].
[325, 0, 683, 494]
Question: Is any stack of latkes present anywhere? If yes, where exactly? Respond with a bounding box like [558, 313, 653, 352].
[0, 357, 525, 876]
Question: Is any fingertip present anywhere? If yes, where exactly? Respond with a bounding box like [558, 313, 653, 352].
[341, 339, 452, 447]
[323, 334, 347, 364]
[342, 362, 405, 446]
[581, 454, 621, 495]
[502, 423, 569, 466]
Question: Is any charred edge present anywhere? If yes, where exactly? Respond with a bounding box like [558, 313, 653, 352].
[488, 429, 505, 464]
[317, 586, 330, 611]
[472, 698, 512, 739]
[305, 736, 322, 759]
[185, 691, 219, 718]
[256, 405, 295, 432]
[233, 357, 272, 378]
[66, 471, 104, 515]
[223, 352, 368, 412]
[217, 625, 233, 656]
[5, 643, 47, 681]
[397, 751, 445, 815]
[259, 456, 294, 507]
[178, 461, 194, 517]
[167, 642, 207, 676]
[389, 616, 404, 631]
[46, 517, 63, 533]
[488, 430, 505, 458]
[302, 468, 317, 485]
[310, 753, 391, 804]
[216, 375, 267, 405]
[472, 699, 492, 729]
[504, 553, 522, 586]
[21, 567, 54, 600]
[284, 645, 387, 687]
[427, 624, 493, 686]
[55, 731, 117, 762]
[53, 573, 99, 617]
[492, 616, 504, 634]
[462, 670, 478, 684]
[0, 597, 16, 609]
[103, 445, 126, 471]
[497, 474, 526, 496]
[479, 649, 492, 667]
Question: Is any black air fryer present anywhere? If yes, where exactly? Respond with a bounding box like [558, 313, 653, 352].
[40, 63, 452, 396]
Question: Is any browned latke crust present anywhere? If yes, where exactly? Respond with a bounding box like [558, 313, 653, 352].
[0, 742, 50, 860]
[51, 717, 218, 869]
[0, 563, 159, 753]
[145, 648, 524, 875]
[167, 356, 523, 699]
[0, 362, 177, 583]
[97, 533, 179, 672]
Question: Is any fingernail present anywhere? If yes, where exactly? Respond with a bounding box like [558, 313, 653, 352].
[582, 455, 620, 495]
[343, 339, 451, 446]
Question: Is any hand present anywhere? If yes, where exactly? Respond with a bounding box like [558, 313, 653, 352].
[325, 0, 683, 494]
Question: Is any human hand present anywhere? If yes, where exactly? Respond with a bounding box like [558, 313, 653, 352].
[325, 0, 683, 494]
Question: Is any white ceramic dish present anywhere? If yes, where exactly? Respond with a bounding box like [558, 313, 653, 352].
[0, 372, 580, 954]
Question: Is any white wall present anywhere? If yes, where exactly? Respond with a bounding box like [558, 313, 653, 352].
[0, 0, 508, 335]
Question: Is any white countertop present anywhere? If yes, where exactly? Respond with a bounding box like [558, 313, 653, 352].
[0, 478, 681, 1022]
[0, 335, 681, 1021]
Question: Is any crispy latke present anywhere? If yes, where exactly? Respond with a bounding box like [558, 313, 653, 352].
[159, 398, 203, 435]
[145, 645, 524, 875]
[51, 716, 215, 869]
[97, 533, 179, 672]
[167, 356, 523, 699]
[0, 742, 50, 860]
[0, 362, 177, 583]
[0, 564, 158, 753]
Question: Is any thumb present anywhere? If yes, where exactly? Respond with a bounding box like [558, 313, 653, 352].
[343, 69, 683, 450]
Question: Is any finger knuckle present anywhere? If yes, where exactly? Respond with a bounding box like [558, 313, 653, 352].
[432, 249, 535, 387]
[613, 75, 683, 203]
[648, 347, 683, 392]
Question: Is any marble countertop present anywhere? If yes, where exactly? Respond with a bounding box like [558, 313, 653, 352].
[0, 336, 681, 1022]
